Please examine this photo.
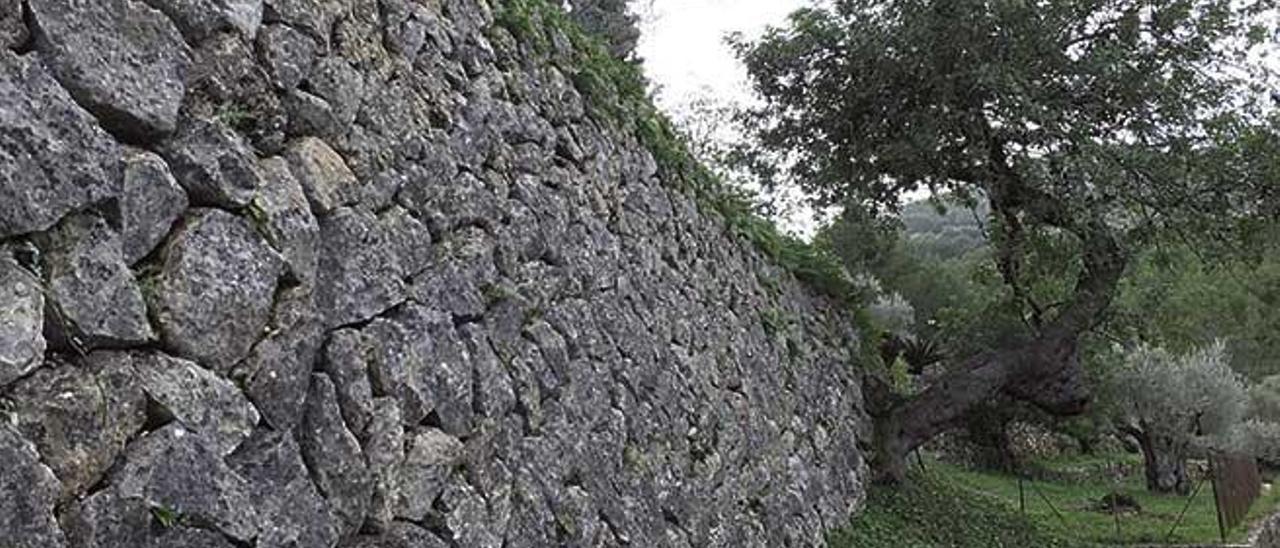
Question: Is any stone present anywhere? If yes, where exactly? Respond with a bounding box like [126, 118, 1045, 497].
[112, 424, 261, 541]
[143, 0, 264, 42]
[0, 0, 27, 49]
[461, 324, 516, 419]
[298, 373, 373, 538]
[0, 255, 44, 387]
[0, 51, 121, 238]
[227, 429, 342, 548]
[315, 207, 407, 327]
[121, 150, 189, 264]
[341, 522, 451, 548]
[30, 0, 190, 140]
[361, 397, 404, 532]
[305, 55, 364, 128]
[7, 352, 147, 500]
[132, 351, 259, 455]
[322, 329, 377, 434]
[0, 423, 69, 547]
[240, 286, 322, 430]
[398, 305, 474, 436]
[60, 488, 239, 548]
[184, 31, 287, 153]
[256, 23, 317, 90]
[148, 208, 283, 372]
[253, 157, 320, 285]
[362, 317, 430, 425]
[285, 136, 361, 214]
[263, 0, 338, 48]
[393, 428, 462, 521]
[159, 117, 263, 208]
[434, 476, 502, 548]
[36, 213, 154, 347]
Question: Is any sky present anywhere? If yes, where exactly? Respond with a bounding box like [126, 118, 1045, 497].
[634, 0, 819, 235]
[635, 0, 810, 112]
[632, 1, 1280, 237]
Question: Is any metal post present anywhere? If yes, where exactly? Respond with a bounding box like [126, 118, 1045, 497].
[1166, 474, 1209, 543]
[1209, 456, 1227, 543]
[1111, 457, 1121, 542]
[1018, 475, 1026, 515]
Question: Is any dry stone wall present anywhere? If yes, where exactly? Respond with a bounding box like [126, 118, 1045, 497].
[0, 0, 869, 546]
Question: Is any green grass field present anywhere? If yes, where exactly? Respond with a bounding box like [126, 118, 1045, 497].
[831, 454, 1280, 547]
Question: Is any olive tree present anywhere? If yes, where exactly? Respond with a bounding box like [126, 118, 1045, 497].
[733, 0, 1279, 482]
[1109, 343, 1247, 494]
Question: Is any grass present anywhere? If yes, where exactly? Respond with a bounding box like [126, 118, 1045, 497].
[830, 470, 1081, 548]
[940, 456, 1280, 545]
[833, 455, 1280, 547]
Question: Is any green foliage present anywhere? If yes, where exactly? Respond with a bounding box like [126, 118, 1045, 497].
[829, 470, 1078, 548]
[1112, 244, 1280, 379]
[150, 505, 183, 529]
[491, 0, 862, 307]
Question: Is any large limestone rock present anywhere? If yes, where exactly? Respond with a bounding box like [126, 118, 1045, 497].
[0, 51, 121, 238]
[227, 429, 341, 548]
[29, 0, 190, 140]
[298, 373, 373, 539]
[0, 255, 44, 387]
[121, 150, 189, 264]
[285, 136, 362, 214]
[147, 208, 283, 372]
[131, 351, 260, 455]
[239, 285, 322, 430]
[143, 0, 264, 42]
[0, 423, 68, 547]
[36, 213, 154, 348]
[393, 428, 462, 521]
[60, 483, 245, 548]
[252, 157, 319, 285]
[6, 352, 147, 500]
[111, 424, 261, 541]
[315, 207, 408, 327]
[159, 117, 263, 208]
[0, 0, 27, 49]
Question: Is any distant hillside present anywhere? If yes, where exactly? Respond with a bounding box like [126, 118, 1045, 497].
[899, 197, 990, 261]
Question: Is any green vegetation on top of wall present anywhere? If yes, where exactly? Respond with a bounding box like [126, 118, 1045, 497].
[491, 0, 860, 308]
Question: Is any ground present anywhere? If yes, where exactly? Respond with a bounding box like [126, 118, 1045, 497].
[831, 453, 1280, 547]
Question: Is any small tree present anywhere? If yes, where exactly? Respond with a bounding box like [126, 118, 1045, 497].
[1109, 342, 1249, 494]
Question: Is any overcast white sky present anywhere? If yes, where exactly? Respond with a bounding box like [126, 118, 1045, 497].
[635, 0, 819, 235]
[636, 0, 811, 111]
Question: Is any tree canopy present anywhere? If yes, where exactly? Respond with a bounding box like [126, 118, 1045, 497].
[734, 0, 1280, 482]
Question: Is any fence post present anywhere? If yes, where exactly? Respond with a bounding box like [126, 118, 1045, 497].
[1018, 475, 1026, 515]
[1209, 456, 1227, 544]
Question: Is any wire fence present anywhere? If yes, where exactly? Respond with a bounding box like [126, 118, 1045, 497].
[914, 450, 1268, 546]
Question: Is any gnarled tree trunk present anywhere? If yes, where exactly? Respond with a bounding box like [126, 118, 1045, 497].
[866, 158, 1128, 485]
[1120, 425, 1192, 494]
